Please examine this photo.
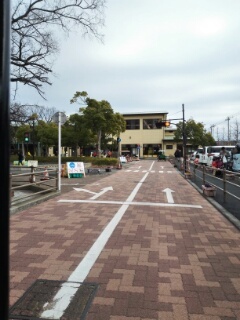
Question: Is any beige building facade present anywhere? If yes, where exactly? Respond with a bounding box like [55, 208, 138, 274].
[120, 112, 177, 158]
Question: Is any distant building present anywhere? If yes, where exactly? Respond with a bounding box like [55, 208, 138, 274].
[120, 112, 177, 158]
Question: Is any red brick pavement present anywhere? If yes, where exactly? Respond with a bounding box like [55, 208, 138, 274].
[10, 160, 240, 319]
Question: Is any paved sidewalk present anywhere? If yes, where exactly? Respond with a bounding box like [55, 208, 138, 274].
[9, 160, 240, 320]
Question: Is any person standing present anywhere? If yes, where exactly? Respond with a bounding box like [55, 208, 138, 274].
[220, 147, 228, 169]
[174, 148, 181, 167]
[18, 151, 24, 165]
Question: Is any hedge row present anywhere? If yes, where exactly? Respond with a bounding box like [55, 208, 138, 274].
[10, 155, 118, 166]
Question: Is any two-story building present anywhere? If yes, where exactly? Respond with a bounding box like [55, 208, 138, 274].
[120, 112, 177, 158]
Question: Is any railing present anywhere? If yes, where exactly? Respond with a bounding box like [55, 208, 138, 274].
[191, 164, 240, 201]
[171, 158, 240, 221]
[10, 165, 59, 205]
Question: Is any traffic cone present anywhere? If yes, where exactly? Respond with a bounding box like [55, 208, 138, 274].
[116, 160, 122, 170]
[41, 167, 49, 180]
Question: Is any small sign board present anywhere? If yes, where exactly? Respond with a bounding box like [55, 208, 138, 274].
[27, 160, 38, 167]
[120, 156, 127, 163]
[66, 162, 85, 178]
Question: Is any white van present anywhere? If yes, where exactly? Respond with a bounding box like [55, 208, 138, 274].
[206, 146, 235, 166]
[196, 146, 209, 165]
[196, 145, 235, 166]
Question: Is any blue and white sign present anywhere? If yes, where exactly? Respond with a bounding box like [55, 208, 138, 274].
[66, 162, 85, 178]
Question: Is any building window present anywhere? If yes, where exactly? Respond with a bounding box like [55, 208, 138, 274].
[143, 118, 162, 129]
[126, 119, 140, 130]
[166, 145, 173, 149]
[143, 144, 162, 156]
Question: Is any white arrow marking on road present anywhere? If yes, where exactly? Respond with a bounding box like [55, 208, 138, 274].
[163, 188, 175, 203]
[161, 166, 164, 169]
[90, 186, 113, 200]
[73, 188, 96, 195]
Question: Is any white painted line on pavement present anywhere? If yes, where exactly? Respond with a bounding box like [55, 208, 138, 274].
[40, 164, 152, 319]
[58, 199, 202, 209]
[162, 188, 175, 203]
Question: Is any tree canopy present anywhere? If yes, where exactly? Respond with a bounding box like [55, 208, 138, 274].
[174, 118, 216, 147]
[70, 91, 126, 156]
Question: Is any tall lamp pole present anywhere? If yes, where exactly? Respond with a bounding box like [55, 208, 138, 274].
[0, 0, 10, 319]
[182, 104, 187, 172]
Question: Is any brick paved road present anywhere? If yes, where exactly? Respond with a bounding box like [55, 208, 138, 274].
[10, 160, 240, 319]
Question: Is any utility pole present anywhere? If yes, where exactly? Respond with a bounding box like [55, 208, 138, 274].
[210, 124, 215, 137]
[225, 117, 230, 144]
[0, 0, 11, 319]
[182, 104, 187, 172]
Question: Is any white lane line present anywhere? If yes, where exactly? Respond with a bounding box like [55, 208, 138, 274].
[40, 164, 151, 319]
[58, 199, 202, 209]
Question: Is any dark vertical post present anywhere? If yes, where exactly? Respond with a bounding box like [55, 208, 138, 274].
[0, 0, 11, 319]
[182, 104, 187, 172]
[32, 120, 35, 159]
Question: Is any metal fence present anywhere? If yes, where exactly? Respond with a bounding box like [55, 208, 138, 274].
[191, 165, 240, 199]
[10, 165, 59, 206]
[183, 161, 240, 221]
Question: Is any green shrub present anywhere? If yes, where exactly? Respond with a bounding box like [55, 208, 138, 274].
[10, 155, 118, 166]
[90, 157, 118, 166]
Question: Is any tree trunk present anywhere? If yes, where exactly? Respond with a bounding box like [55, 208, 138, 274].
[97, 130, 102, 158]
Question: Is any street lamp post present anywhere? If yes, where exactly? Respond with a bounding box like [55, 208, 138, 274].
[182, 104, 187, 172]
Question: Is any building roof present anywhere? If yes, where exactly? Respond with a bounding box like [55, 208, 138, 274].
[122, 111, 169, 116]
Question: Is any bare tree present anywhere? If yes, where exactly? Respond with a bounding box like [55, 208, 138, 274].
[10, 102, 29, 124]
[232, 119, 240, 143]
[11, 0, 106, 98]
[10, 102, 57, 124]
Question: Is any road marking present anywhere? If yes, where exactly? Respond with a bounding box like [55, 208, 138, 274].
[40, 168, 151, 319]
[73, 187, 113, 199]
[118, 169, 179, 174]
[162, 188, 175, 203]
[58, 199, 202, 209]
[73, 188, 96, 195]
[90, 186, 113, 199]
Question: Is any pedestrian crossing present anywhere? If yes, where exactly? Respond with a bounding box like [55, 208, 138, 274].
[125, 169, 180, 173]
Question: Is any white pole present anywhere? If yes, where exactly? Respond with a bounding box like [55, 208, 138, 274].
[58, 112, 61, 191]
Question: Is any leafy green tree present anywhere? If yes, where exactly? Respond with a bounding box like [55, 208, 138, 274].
[35, 120, 58, 154]
[62, 114, 95, 155]
[70, 91, 126, 157]
[174, 118, 215, 148]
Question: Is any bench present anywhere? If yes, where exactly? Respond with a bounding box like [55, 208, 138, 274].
[87, 168, 101, 174]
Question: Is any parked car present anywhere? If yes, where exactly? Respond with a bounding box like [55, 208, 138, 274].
[190, 151, 198, 161]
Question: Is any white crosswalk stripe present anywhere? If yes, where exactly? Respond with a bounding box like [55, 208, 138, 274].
[123, 169, 179, 174]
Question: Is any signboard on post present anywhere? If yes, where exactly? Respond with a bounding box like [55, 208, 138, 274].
[52, 112, 67, 191]
[66, 162, 85, 178]
[27, 160, 38, 167]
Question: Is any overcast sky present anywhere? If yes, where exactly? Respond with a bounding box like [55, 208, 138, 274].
[15, 0, 240, 141]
